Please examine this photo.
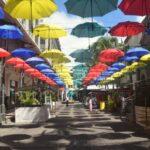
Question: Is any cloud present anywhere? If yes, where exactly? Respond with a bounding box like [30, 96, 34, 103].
[44, 11, 102, 55]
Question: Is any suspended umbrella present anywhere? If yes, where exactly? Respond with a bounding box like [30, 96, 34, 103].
[52, 56, 71, 64]
[109, 21, 145, 37]
[140, 54, 150, 62]
[26, 57, 45, 66]
[0, 25, 23, 39]
[24, 68, 38, 74]
[4, 0, 57, 31]
[65, 0, 118, 19]
[0, 48, 10, 58]
[14, 63, 31, 70]
[107, 67, 120, 72]
[33, 24, 67, 39]
[112, 63, 126, 69]
[119, 0, 150, 16]
[0, 7, 4, 19]
[71, 22, 107, 38]
[6, 57, 25, 65]
[35, 64, 51, 70]
[70, 49, 93, 63]
[40, 49, 64, 58]
[120, 56, 139, 62]
[41, 69, 54, 74]
[99, 49, 125, 63]
[11, 48, 36, 60]
[126, 47, 149, 58]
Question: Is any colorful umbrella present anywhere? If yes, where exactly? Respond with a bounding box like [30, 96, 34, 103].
[119, 0, 150, 16]
[71, 22, 107, 38]
[33, 24, 67, 39]
[40, 49, 64, 58]
[65, 0, 118, 18]
[35, 64, 51, 70]
[0, 48, 10, 58]
[0, 25, 23, 39]
[11, 48, 36, 59]
[109, 21, 145, 37]
[70, 49, 93, 63]
[99, 49, 125, 63]
[126, 47, 149, 58]
[41, 69, 54, 74]
[52, 56, 71, 64]
[120, 56, 139, 62]
[0, 7, 5, 19]
[107, 67, 120, 72]
[14, 63, 31, 70]
[6, 57, 24, 65]
[112, 63, 126, 69]
[140, 54, 150, 62]
[26, 57, 45, 66]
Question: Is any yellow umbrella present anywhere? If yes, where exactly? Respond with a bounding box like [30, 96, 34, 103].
[40, 49, 64, 58]
[52, 56, 71, 64]
[33, 24, 67, 39]
[140, 54, 150, 62]
[4, 0, 57, 19]
[112, 72, 123, 78]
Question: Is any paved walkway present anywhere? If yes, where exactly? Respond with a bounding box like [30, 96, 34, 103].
[0, 102, 150, 150]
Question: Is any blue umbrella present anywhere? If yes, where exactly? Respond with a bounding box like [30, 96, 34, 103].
[26, 57, 45, 66]
[0, 25, 23, 39]
[35, 64, 51, 70]
[101, 71, 115, 76]
[112, 63, 126, 69]
[11, 48, 36, 59]
[41, 69, 54, 74]
[126, 47, 149, 57]
[120, 56, 139, 62]
[0, 7, 5, 19]
[107, 67, 120, 71]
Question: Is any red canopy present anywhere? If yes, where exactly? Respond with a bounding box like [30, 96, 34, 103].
[14, 63, 31, 70]
[0, 48, 10, 58]
[99, 49, 124, 63]
[109, 21, 145, 37]
[119, 0, 150, 16]
[6, 57, 25, 65]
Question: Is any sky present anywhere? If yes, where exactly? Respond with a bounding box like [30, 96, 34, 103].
[44, 0, 144, 66]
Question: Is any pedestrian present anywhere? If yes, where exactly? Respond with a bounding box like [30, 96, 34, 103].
[89, 94, 93, 112]
[66, 98, 69, 107]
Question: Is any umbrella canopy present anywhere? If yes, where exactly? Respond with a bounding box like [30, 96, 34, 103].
[65, 0, 118, 18]
[70, 49, 93, 63]
[52, 56, 71, 64]
[71, 22, 107, 38]
[14, 63, 31, 70]
[0, 48, 10, 58]
[109, 21, 145, 37]
[33, 24, 67, 39]
[11, 48, 36, 59]
[35, 64, 51, 70]
[0, 25, 23, 39]
[6, 57, 24, 65]
[140, 54, 150, 62]
[0, 7, 5, 19]
[119, 0, 150, 16]
[112, 63, 126, 69]
[40, 49, 64, 58]
[107, 67, 120, 72]
[41, 69, 54, 74]
[120, 56, 139, 62]
[126, 47, 149, 58]
[4, 0, 57, 19]
[24, 68, 38, 74]
[99, 49, 125, 63]
[26, 57, 45, 66]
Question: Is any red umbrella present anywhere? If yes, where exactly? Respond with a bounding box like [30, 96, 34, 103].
[109, 21, 145, 37]
[24, 68, 38, 74]
[99, 49, 125, 63]
[119, 0, 150, 16]
[6, 57, 24, 65]
[14, 63, 31, 70]
[0, 48, 10, 58]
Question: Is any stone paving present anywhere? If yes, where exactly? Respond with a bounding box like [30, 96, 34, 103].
[0, 102, 150, 150]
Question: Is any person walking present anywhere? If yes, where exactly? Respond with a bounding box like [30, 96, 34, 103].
[89, 94, 93, 112]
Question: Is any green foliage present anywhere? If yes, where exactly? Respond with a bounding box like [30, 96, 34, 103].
[19, 91, 40, 106]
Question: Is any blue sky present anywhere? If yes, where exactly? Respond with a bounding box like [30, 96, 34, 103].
[55, 0, 139, 28]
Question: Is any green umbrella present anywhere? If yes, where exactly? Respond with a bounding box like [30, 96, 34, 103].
[70, 49, 93, 63]
[71, 22, 107, 38]
[65, 0, 118, 18]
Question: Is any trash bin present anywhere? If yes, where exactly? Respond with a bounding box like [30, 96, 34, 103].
[100, 101, 105, 110]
